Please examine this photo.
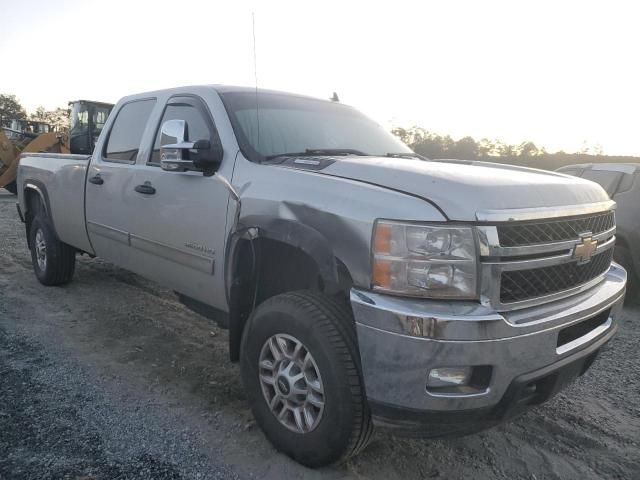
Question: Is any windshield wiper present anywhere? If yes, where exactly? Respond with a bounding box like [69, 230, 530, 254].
[265, 148, 367, 161]
[385, 152, 427, 160]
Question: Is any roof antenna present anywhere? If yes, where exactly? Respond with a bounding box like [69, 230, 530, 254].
[252, 12, 260, 154]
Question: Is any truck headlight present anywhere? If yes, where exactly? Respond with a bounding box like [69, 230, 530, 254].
[372, 221, 478, 299]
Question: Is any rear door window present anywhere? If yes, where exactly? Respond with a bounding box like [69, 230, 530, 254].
[104, 99, 156, 162]
[616, 172, 637, 194]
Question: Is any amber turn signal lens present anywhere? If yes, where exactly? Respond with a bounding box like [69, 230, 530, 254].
[374, 222, 392, 254]
[372, 259, 392, 288]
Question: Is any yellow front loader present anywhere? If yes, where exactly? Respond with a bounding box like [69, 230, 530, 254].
[0, 100, 113, 194]
[0, 122, 68, 194]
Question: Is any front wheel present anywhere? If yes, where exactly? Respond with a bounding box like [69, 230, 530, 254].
[240, 291, 373, 467]
[29, 213, 76, 286]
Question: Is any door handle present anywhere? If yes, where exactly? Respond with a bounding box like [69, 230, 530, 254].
[88, 174, 104, 185]
[134, 182, 156, 195]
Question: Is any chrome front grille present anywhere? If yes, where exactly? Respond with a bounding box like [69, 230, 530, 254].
[497, 211, 615, 247]
[500, 248, 614, 303]
[477, 203, 616, 311]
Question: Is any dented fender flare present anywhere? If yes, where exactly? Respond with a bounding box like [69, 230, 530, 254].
[224, 215, 342, 362]
[225, 215, 341, 299]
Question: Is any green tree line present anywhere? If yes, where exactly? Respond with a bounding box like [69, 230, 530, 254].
[393, 126, 640, 171]
[0, 94, 70, 131]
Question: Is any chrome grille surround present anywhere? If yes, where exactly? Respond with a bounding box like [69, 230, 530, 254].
[476, 201, 617, 312]
[497, 211, 615, 247]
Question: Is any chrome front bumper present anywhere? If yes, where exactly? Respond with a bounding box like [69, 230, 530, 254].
[351, 263, 626, 425]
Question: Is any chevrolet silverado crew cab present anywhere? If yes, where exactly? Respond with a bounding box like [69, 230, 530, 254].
[16, 86, 626, 467]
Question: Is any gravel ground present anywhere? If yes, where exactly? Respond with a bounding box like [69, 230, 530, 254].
[0, 188, 638, 479]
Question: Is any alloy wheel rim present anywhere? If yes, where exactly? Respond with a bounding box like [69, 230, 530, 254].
[35, 229, 47, 271]
[258, 333, 325, 433]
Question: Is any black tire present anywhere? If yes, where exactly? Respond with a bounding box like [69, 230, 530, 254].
[614, 245, 638, 303]
[240, 291, 373, 467]
[4, 181, 17, 195]
[29, 213, 76, 286]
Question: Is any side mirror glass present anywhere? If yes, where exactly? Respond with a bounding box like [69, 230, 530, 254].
[160, 119, 187, 146]
[160, 119, 193, 171]
[160, 119, 223, 176]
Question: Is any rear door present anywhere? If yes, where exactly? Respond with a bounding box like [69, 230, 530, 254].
[85, 98, 156, 266]
[122, 95, 231, 305]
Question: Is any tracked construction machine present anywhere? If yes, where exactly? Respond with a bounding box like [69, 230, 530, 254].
[0, 100, 113, 194]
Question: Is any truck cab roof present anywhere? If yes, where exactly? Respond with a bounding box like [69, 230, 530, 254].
[117, 84, 338, 106]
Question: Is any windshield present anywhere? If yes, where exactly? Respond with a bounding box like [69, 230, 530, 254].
[219, 91, 412, 161]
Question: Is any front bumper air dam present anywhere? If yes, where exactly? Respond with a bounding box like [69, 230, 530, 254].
[351, 263, 626, 436]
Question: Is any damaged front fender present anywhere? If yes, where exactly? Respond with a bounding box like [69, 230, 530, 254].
[235, 214, 340, 293]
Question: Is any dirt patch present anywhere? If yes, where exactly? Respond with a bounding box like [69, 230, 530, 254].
[0, 190, 638, 479]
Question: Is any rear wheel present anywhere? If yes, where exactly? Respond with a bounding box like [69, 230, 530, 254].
[29, 213, 76, 286]
[4, 181, 17, 195]
[240, 291, 373, 467]
[614, 245, 638, 303]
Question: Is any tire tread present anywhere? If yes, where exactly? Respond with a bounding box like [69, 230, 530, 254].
[264, 291, 374, 463]
[30, 213, 75, 286]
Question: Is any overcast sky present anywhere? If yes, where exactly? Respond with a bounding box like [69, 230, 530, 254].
[1, 0, 638, 155]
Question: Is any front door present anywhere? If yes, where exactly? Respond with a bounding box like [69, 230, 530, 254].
[123, 95, 231, 307]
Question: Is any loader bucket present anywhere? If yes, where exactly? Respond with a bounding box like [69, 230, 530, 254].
[0, 131, 68, 194]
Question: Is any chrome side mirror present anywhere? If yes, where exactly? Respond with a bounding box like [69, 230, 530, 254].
[160, 119, 222, 176]
[160, 119, 197, 172]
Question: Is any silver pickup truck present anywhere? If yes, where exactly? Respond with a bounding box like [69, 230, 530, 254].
[16, 85, 627, 467]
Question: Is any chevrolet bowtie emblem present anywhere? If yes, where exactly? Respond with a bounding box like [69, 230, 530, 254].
[573, 235, 598, 264]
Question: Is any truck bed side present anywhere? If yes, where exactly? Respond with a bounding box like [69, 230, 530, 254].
[17, 153, 93, 254]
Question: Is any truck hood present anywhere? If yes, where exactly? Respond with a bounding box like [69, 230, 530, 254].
[314, 157, 610, 221]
